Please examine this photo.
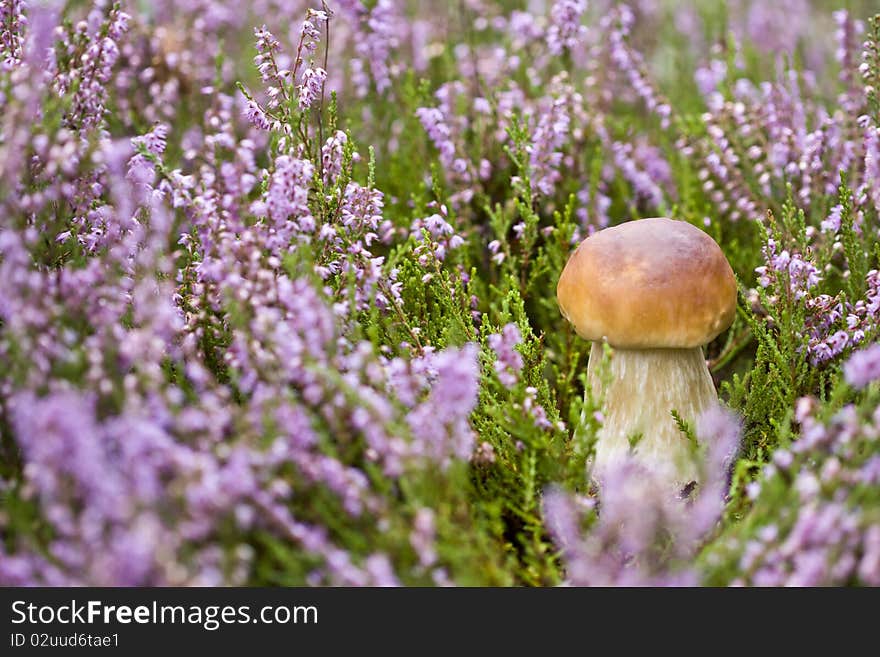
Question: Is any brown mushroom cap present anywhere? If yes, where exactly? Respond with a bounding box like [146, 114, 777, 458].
[556, 218, 737, 349]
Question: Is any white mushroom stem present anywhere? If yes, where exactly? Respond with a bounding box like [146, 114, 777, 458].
[585, 341, 718, 488]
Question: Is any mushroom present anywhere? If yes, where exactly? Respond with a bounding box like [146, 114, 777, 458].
[556, 217, 737, 488]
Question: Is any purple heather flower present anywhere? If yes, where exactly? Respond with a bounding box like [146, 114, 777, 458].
[410, 508, 437, 568]
[544, 404, 738, 586]
[542, 486, 583, 553]
[0, 0, 27, 67]
[407, 344, 480, 468]
[605, 6, 671, 129]
[755, 239, 821, 300]
[509, 11, 543, 49]
[546, 0, 588, 56]
[297, 65, 326, 111]
[695, 59, 727, 97]
[821, 204, 843, 234]
[843, 343, 880, 389]
[321, 130, 348, 183]
[488, 323, 524, 388]
[364, 554, 400, 587]
[743, 0, 810, 55]
[264, 155, 314, 234]
[336, 0, 400, 97]
[411, 209, 465, 264]
[416, 106, 460, 173]
[529, 91, 572, 197]
[299, 10, 325, 57]
[859, 525, 880, 586]
[244, 99, 271, 130]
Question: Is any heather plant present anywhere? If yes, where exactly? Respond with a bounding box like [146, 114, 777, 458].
[1, 0, 879, 586]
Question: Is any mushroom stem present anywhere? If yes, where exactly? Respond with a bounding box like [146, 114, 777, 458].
[586, 341, 717, 487]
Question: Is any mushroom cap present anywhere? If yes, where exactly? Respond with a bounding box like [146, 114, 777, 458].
[556, 218, 737, 349]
